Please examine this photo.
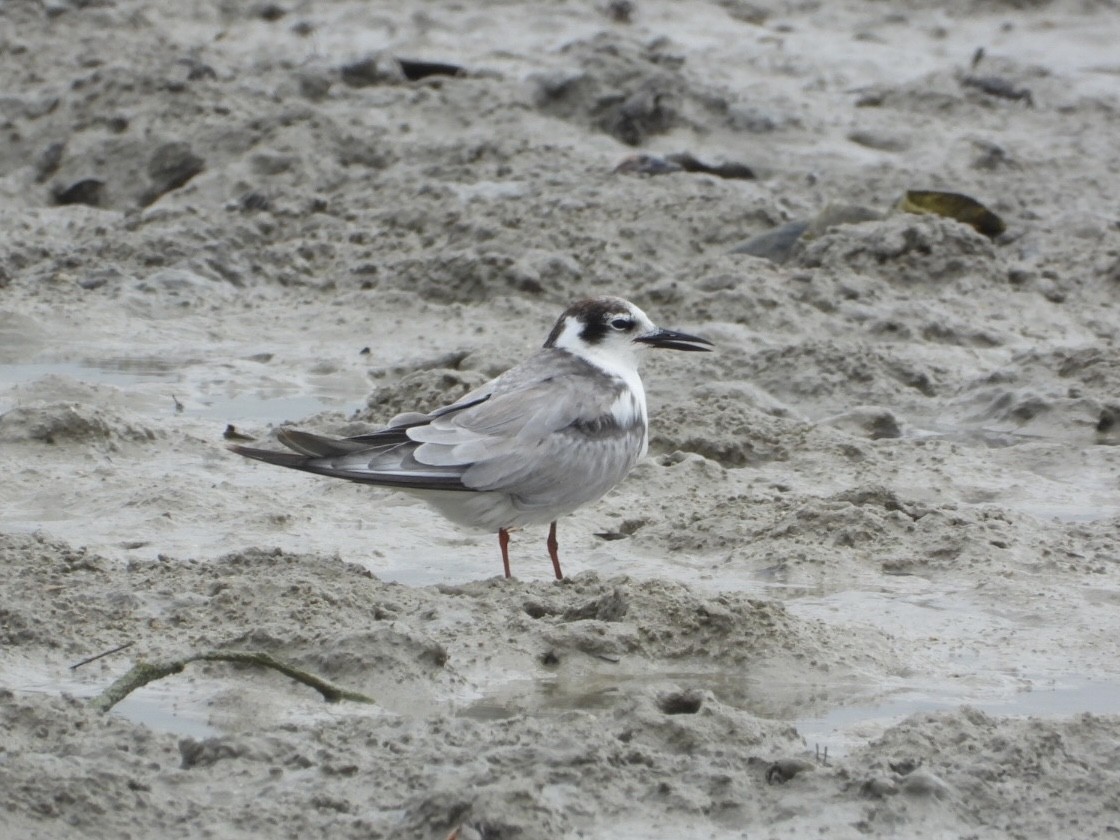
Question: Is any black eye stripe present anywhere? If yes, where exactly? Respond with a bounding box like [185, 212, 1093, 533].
[543, 298, 641, 348]
[575, 315, 633, 346]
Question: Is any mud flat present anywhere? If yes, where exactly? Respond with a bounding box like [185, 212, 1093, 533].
[3, 0, 1120, 837]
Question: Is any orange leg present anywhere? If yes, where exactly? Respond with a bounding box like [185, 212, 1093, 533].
[547, 521, 563, 580]
[498, 527, 512, 578]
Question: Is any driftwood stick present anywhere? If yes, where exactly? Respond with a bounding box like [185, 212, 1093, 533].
[70, 641, 135, 670]
[89, 650, 375, 713]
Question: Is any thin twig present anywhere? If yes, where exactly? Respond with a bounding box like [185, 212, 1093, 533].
[70, 642, 135, 671]
[89, 649, 376, 713]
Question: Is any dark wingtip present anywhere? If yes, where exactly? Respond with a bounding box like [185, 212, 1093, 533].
[228, 443, 307, 468]
[228, 442, 269, 459]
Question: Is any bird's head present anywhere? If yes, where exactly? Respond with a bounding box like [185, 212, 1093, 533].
[544, 297, 712, 371]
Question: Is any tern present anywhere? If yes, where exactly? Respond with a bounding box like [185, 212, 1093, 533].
[231, 296, 712, 579]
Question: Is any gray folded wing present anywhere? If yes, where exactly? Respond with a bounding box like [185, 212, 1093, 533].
[407, 350, 646, 511]
[232, 348, 646, 510]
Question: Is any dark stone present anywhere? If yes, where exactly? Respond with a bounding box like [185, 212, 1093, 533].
[397, 59, 464, 81]
[52, 178, 105, 207]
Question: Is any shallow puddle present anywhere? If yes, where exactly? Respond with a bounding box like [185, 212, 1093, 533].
[457, 668, 1120, 757]
[2, 660, 219, 739]
[0, 361, 359, 423]
[793, 676, 1120, 755]
[0, 361, 172, 389]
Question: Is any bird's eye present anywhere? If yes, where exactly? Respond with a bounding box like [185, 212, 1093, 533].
[609, 317, 635, 331]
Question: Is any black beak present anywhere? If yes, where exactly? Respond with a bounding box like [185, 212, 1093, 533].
[634, 328, 714, 352]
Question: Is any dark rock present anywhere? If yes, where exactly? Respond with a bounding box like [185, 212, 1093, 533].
[397, 59, 464, 81]
[665, 151, 754, 179]
[52, 178, 105, 207]
[603, 0, 635, 23]
[960, 74, 1033, 105]
[256, 2, 286, 21]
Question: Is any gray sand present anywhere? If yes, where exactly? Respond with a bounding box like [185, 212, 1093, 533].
[3, 0, 1120, 837]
